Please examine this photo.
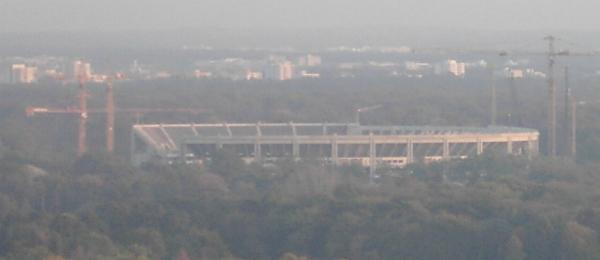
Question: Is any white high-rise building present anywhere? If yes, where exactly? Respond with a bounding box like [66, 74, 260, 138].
[10, 64, 26, 83]
[25, 67, 38, 83]
[279, 61, 294, 80]
[10, 64, 37, 84]
[435, 60, 466, 77]
[447, 60, 459, 76]
[264, 61, 295, 81]
[73, 60, 93, 81]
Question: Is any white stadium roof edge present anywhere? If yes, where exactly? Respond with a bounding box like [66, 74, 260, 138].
[131, 122, 540, 167]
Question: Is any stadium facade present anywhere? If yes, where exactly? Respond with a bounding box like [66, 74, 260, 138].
[131, 123, 539, 170]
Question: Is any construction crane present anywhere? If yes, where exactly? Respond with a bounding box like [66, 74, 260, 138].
[492, 36, 591, 157]
[27, 79, 210, 156]
[486, 37, 567, 157]
[25, 107, 209, 117]
[544, 36, 567, 158]
[410, 37, 598, 158]
[540, 36, 597, 157]
[106, 81, 115, 153]
[101, 77, 209, 153]
[563, 66, 577, 159]
[27, 105, 209, 155]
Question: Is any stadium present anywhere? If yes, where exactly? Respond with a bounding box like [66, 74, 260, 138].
[131, 123, 540, 170]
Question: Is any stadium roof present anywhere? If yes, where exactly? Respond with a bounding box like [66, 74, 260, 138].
[132, 123, 539, 153]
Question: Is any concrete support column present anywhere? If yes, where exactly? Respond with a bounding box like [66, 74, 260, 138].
[224, 123, 232, 137]
[331, 135, 339, 165]
[180, 142, 188, 164]
[255, 123, 262, 162]
[528, 137, 536, 159]
[291, 123, 299, 160]
[407, 138, 414, 164]
[507, 138, 513, 154]
[130, 130, 136, 165]
[292, 139, 299, 160]
[477, 139, 484, 155]
[369, 133, 376, 183]
[443, 139, 450, 159]
[254, 140, 261, 162]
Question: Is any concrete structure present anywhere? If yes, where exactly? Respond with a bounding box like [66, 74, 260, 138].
[131, 123, 539, 171]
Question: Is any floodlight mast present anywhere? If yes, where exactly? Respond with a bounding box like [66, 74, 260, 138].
[544, 35, 569, 158]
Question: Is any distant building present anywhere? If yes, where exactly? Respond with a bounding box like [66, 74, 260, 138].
[10, 64, 37, 84]
[10, 64, 26, 83]
[298, 54, 322, 67]
[435, 60, 466, 77]
[90, 74, 109, 83]
[300, 70, 320, 79]
[194, 70, 213, 79]
[447, 60, 458, 75]
[264, 61, 294, 81]
[405, 61, 432, 72]
[279, 61, 294, 80]
[155, 71, 172, 79]
[72, 60, 93, 82]
[379, 46, 412, 54]
[525, 69, 546, 79]
[246, 71, 263, 80]
[506, 69, 525, 79]
[42, 69, 61, 80]
[456, 62, 466, 77]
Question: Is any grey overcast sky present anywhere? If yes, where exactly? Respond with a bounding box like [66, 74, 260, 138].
[1, 0, 599, 32]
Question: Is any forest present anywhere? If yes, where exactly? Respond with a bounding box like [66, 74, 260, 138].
[0, 76, 599, 259]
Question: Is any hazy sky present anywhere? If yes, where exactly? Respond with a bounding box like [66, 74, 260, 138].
[1, 0, 599, 32]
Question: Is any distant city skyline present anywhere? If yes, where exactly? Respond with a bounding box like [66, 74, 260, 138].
[1, 0, 600, 33]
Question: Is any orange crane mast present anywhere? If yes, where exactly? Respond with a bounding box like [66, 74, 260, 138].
[106, 81, 115, 153]
[27, 80, 209, 156]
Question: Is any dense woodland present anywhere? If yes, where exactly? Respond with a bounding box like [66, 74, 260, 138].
[0, 77, 599, 259]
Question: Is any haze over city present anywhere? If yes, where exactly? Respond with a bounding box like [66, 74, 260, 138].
[2, 0, 600, 32]
[1, 1, 600, 259]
